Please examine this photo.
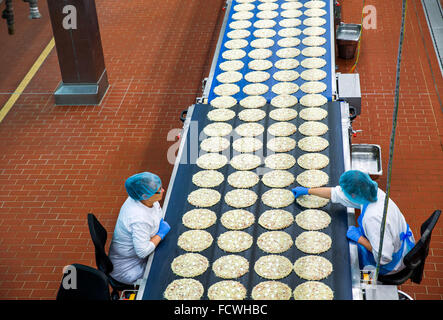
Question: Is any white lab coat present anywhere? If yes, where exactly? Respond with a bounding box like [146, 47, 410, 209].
[331, 186, 415, 274]
[108, 197, 163, 284]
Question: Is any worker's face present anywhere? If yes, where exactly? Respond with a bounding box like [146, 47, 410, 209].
[150, 187, 165, 202]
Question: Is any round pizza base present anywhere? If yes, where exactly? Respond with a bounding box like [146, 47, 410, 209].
[278, 37, 301, 48]
[273, 70, 299, 82]
[210, 96, 237, 109]
[248, 48, 273, 60]
[269, 108, 298, 121]
[187, 188, 221, 207]
[214, 83, 240, 96]
[228, 170, 260, 188]
[254, 255, 293, 280]
[293, 255, 333, 280]
[225, 189, 258, 208]
[302, 35, 327, 46]
[217, 71, 243, 84]
[272, 82, 299, 95]
[279, 18, 302, 28]
[267, 137, 297, 152]
[300, 81, 327, 94]
[257, 231, 293, 253]
[298, 136, 329, 152]
[182, 209, 217, 229]
[262, 170, 295, 188]
[224, 39, 249, 50]
[243, 83, 269, 96]
[203, 122, 232, 137]
[222, 48, 247, 60]
[296, 209, 331, 231]
[293, 281, 334, 300]
[208, 281, 247, 300]
[299, 107, 328, 121]
[250, 38, 275, 49]
[296, 169, 329, 188]
[258, 209, 294, 230]
[262, 189, 295, 208]
[264, 153, 296, 170]
[252, 281, 292, 300]
[244, 71, 271, 84]
[295, 231, 332, 254]
[299, 121, 328, 136]
[221, 209, 255, 230]
[230, 153, 262, 170]
[297, 153, 329, 170]
[233, 137, 263, 153]
[276, 47, 301, 58]
[171, 253, 209, 277]
[254, 19, 277, 29]
[296, 194, 330, 208]
[249, 59, 273, 71]
[301, 57, 327, 69]
[239, 95, 267, 108]
[192, 170, 225, 188]
[212, 255, 249, 279]
[278, 28, 302, 38]
[299, 94, 328, 107]
[217, 230, 253, 253]
[268, 122, 297, 137]
[238, 109, 266, 122]
[274, 58, 300, 70]
[164, 279, 204, 300]
[300, 69, 327, 81]
[196, 153, 228, 170]
[271, 95, 298, 108]
[207, 109, 236, 122]
[178, 230, 214, 252]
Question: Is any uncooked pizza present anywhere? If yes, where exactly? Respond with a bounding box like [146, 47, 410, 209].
[262, 188, 295, 208]
[299, 107, 328, 121]
[253, 28, 277, 38]
[248, 48, 273, 60]
[177, 230, 214, 252]
[281, 9, 303, 18]
[235, 123, 265, 137]
[250, 38, 275, 49]
[230, 153, 262, 170]
[267, 122, 297, 137]
[252, 281, 292, 300]
[298, 121, 328, 136]
[233, 2, 255, 11]
[196, 153, 228, 170]
[229, 20, 252, 30]
[269, 108, 298, 122]
[293, 281, 334, 300]
[293, 255, 333, 280]
[301, 57, 327, 69]
[203, 122, 232, 137]
[257, 2, 278, 11]
[192, 170, 224, 188]
[297, 153, 329, 170]
[171, 253, 209, 277]
[264, 153, 296, 170]
[244, 71, 271, 83]
[258, 209, 294, 230]
[187, 188, 221, 207]
[302, 36, 326, 46]
[254, 255, 293, 280]
[296, 194, 330, 208]
[262, 170, 295, 188]
[299, 94, 327, 107]
[210, 96, 237, 109]
[300, 81, 327, 94]
[222, 48, 247, 60]
[224, 39, 249, 50]
[298, 136, 329, 152]
[207, 281, 247, 300]
[273, 70, 300, 82]
[270, 94, 298, 108]
[225, 189, 258, 208]
[233, 137, 263, 153]
[302, 46, 327, 57]
[303, 17, 327, 27]
[231, 11, 254, 20]
[212, 255, 249, 279]
[248, 59, 273, 71]
[254, 19, 277, 29]
[305, 8, 327, 16]
[213, 83, 240, 96]
[216, 71, 243, 84]
[242, 83, 269, 96]
[267, 137, 297, 152]
[182, 208, 217, 229]
[256, 10, 278, 20]
[200, 137, 230, 152]
[272, 82, 299, 95]
[221, 209, 255, 230]
[257, 231, 293, 253]
[295, 231, 332, 254]
[238, 109, 266, 122]
[227, 170, 260, 188]
[217, 230, 253, 253]
[303, 26, 326, 36]
[279, 18, 302, 28]
[305, 1, 327, 9]
[277, 37, 301, 47]
[300, 69, 327, 81]
[207, 108, 236, 122]
[164, 278, 204, 300]
[227, 29, 251, 39]
[274, 58, 300, 70]
[296, 169, 329, 188]
[281, 1, 303, 10]
[295, 209, 331, 231]
[239, 95, 267, 108]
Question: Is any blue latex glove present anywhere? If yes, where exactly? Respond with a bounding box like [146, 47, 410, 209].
[347, 226, 363, 243]
[156, 219, 171, 240]
[291, 187, 310, 199]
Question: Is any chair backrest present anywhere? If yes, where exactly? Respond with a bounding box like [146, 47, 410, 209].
[56, 264, 110, 300]
[403, 210, 441, 284]
[87, 213, 114, 275]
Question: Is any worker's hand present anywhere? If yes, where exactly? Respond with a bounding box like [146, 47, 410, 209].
[291, 187, 309, 199]
[346, 226, 362, 243]
[156, 219, 171, 240]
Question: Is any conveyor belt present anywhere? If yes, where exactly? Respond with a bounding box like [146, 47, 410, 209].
[141, 102, 352, 300]
[207, 0, 335, 103]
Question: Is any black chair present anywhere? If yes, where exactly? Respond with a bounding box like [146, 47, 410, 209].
[378, 210, 441, 286]
[87, 213, 135, 300]
[56, 264, 110, 300]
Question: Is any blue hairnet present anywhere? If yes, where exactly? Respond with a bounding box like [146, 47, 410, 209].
[339, 170, 378, 205]
[125, 172, 162, 201]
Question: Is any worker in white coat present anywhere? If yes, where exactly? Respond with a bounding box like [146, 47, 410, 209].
[292, 170, 415, 275]
[109, 172, 171, 285]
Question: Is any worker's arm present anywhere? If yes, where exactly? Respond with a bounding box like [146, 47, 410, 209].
[357, 236, 373, 252]
[308, 187, 332, 199]
[149, 235, 162, 247]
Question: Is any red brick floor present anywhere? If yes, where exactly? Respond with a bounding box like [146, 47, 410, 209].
[0, 0, 442, 300]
